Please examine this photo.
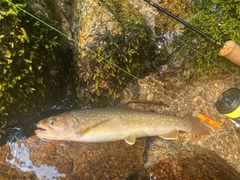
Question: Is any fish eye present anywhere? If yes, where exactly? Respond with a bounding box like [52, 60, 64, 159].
[48, 117, 56, 125]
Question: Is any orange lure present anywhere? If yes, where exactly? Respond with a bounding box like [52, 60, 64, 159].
[195, 112, 221, 128]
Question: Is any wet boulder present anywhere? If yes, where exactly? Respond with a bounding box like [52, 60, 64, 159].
[1, 136, 240, 179]
[0, 136, 146, 179]
[71, 0, 155, 104]
[24, 0, 156, 105]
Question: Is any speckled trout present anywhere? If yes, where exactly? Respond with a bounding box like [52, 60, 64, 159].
[35, 107, 210, 145]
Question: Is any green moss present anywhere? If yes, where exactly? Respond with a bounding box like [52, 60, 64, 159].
[85, 15, 154, 105]
[0, 0, 74, 137]
[171, 0, 240, 78]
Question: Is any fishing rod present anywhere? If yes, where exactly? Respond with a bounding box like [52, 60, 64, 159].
[143, 0, 240, 66]
[4, 0, 225, 128]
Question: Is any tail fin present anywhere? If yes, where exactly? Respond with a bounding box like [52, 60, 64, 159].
[191, 117, 211, 136]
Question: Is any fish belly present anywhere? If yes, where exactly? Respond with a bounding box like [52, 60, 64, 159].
[73, 115, 189, 142]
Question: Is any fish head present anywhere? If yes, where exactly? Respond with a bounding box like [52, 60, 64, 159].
[35, 112, 79, 140]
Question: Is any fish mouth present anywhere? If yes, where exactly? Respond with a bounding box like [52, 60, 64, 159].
[35, 124, 48, 135]
[35, 122, 56, 138]
[35, 125, 47, 132]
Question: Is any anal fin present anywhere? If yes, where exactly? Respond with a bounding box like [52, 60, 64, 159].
[158, 130, 178, 140]
[125, 133, 136, 145]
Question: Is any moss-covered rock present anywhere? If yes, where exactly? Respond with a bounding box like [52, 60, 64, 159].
[171, 0, 240, 78]
[72, 0, 155, 106]
[0, 0, 75, 137]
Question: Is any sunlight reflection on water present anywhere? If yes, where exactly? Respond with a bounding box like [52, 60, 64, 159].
[5, 142, 66, 180]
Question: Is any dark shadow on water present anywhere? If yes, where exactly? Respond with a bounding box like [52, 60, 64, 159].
[0, 108, 69, 147]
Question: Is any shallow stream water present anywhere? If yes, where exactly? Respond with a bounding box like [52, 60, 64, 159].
[1, 73, 240, 179]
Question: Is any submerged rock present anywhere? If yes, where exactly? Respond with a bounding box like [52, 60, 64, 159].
[145, 142, 240, 180]
[1, 135, 240, 179]
[1, 73, 240, 179]
[123, 72, 240, 177]
[0, 136, 146, 179]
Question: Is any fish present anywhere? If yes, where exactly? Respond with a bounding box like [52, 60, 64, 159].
[35, 107, 210, 145]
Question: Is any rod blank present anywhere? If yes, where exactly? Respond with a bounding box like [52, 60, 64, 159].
[143, 0, 224, 47]
[144, 0, 240, 66]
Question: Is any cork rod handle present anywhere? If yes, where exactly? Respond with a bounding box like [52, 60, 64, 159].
[219, 40, 240, 66]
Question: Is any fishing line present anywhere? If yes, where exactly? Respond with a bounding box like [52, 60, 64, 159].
[172, 35, 234, 74]
[5, 0, 226, 128]
[5, 0, 234, 103]
[144, 0, 240, 66]
[5, 0, 71, 41]
[5, 0, 234, 102]
[5, 0, 174, 100]
[143, 0, 224, 47]
[4, 0, 137, 79]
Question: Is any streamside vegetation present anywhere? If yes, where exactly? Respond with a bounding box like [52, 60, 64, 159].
[89, 15, 155, 104]
[74, 0, 156, 106]
[171, 0, 240, 78]
[0, 0, 74, 138]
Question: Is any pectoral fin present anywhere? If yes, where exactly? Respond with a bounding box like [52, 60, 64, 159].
[76, 116, 114, 137]
[76, 126, 93, 137]
[125, 133, 136, 145]
[158, 130, 178, 140]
